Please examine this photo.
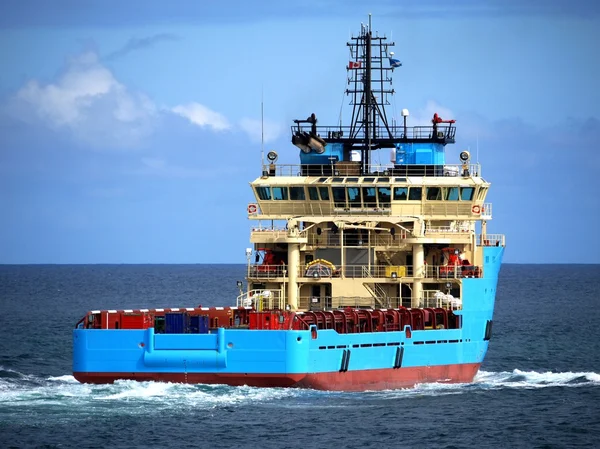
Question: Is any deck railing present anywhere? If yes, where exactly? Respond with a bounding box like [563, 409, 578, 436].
[247, 263, 482, 280]
[477, 234, 505, 247]
[291, 123, 457, 142]
[481, 203, 493, 219]
[297, 294, 463, 311]
[236, 289, 284, 310]
[235, 290, 463, 312]
[261, 163, 481, 178]
[425, 225, 472, 234]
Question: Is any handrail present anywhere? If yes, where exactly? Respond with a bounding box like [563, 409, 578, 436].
[261, 163, 481, 178]
[236, 289, 283, 310]
[296, 294, 462, 310]
[477, 234, 505, 247]
[291, 123, 456, 141]
[247, 263, 482, 279]
[481, 203, 493, 218]
[250, 201, 393, 217]
[425, 225, 472, 234]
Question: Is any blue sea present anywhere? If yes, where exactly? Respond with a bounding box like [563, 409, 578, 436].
[1, 264, 599, 448]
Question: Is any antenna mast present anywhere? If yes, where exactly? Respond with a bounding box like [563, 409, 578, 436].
[261, 89, 265, 166]
[346, 14, 395, 174]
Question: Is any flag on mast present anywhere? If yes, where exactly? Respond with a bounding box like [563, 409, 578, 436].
[348, 61, 362, 69]
[389, 58, 402, 68]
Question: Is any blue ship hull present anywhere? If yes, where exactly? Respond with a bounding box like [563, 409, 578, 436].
[73, 248, 503, 390]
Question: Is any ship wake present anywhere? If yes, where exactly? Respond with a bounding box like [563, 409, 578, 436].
[0, 367, 598, 412]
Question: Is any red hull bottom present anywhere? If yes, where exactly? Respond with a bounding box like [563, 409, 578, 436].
[74, 363, 481, 391]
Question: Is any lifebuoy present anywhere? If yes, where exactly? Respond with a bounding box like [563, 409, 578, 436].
[247, 203, 258, 214]
[472, 205, 481, 214]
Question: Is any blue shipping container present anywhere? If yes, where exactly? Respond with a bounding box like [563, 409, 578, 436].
[165, 313, 189, 334]
[189, 315, 209, 334]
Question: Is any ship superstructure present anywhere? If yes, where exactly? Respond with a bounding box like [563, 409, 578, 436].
[73, 17, 505, 391]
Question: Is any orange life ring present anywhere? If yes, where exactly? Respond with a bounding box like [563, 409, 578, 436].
[247, 203, 258, 214]
[472, 205, 481, 214]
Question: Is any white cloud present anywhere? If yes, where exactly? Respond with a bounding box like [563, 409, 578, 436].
[7, 51, 157, 149]
[16, 56, 114, 126]
[171, 103, 230, 131]
[5, 50, 250, 149]
[239, 117, 284, 143]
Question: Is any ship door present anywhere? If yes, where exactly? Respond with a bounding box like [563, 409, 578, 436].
[310, 285, 321, 310]
[406, 254, 413, 276]
[401, 284, 412, 308]
[325, 284, 332, 309]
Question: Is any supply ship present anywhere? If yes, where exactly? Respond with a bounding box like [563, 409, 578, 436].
[73, 17, 505, 391]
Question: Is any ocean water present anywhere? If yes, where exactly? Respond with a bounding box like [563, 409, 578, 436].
[0, 264, 599, 448]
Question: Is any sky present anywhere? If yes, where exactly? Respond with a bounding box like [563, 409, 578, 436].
[0, 0, 599, 264]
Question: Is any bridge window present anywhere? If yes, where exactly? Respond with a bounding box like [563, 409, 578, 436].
[393, 187, 408, 200]
[347, 187, 361, 208]
[445, 187, 459, 201]
[318, 187, 330, 200]
[408, 187, 422, 200]
[289, 187, 306, 200]
[377, 186, 391, 208]
[460, 187, 474, 201]
[477, 187, 488, 200]
[362, 187, 377, 208]
[332, 187, 346, 208]
[256, 186, 271, 200]
[272, 187, 288, 200]
[308, 187, 319, 201]
[426, 187, 442, 200]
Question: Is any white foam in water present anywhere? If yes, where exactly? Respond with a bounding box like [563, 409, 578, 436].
[99, 380, 180, 400]
[348, 369, 600, 400]
[0, 374, 306, 411]
[1, 368, 599, 409]
[474, 369, 600, 389]
[93, 380, 306, 407]
[47, 375, 79, 383]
